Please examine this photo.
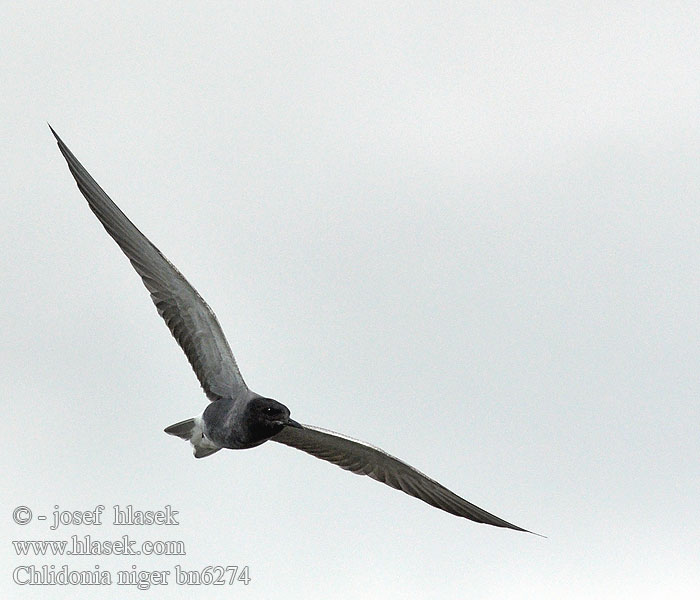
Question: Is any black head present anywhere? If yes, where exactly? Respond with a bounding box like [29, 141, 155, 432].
[245, 396, 300, 443]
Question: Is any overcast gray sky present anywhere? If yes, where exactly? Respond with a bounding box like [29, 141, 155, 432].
[3, 2, 699, 599]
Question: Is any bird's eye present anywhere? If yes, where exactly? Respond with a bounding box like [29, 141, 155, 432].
[264, 407, 274, 415]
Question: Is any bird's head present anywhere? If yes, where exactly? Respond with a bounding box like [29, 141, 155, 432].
[246, 396, 301, 441]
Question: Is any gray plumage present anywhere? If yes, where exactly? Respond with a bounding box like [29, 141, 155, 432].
[51, 126, 539, 535]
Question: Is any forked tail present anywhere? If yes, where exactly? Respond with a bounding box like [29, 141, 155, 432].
[164, 417, 221, 459]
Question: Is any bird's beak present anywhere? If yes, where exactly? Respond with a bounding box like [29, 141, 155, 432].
[286, 418, 303, 429]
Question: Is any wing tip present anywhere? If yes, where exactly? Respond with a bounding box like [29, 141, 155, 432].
[525, 529, 547, 538]
[48, 122, 61, 142]
[496, 521, 546, 538]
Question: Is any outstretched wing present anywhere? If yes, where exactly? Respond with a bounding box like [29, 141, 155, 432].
[51, 126, 247, 401]
[273, 424, 538, 534]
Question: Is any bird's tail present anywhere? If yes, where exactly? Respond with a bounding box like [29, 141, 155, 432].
[164, 417, 221, 459]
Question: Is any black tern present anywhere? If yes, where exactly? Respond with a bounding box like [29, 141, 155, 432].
[51, 126, 538, 535]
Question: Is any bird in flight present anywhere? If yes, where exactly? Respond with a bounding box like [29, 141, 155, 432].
[51, 126, 538, 535]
